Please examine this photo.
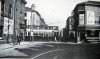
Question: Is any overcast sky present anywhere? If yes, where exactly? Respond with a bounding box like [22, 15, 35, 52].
[25, 0, 99, 29]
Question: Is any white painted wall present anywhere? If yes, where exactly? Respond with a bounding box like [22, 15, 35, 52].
[25, 12, 31, 25]
[34, 12, 40, 26]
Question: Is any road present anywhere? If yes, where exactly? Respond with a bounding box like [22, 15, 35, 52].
[0, 42, 100, 59]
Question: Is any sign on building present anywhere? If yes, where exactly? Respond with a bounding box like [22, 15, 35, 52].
[9, 19, 14, 34]
[3, 18, 14, 34]
[79, 14, 84, 25]
[86, 11, 95, 25]
[3, 17, 8, 34]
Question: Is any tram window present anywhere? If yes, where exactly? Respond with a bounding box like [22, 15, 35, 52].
[28, 32, 30, 36]
[91, 30, 95, 35]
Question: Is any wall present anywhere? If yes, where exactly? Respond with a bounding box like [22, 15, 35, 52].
[85, 5, 100, 25]
[34, 12, 40, 26]
[25, 12, 31, 25]
[2, 0, 14, 41]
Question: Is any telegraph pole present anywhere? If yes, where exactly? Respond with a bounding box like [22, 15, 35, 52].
[13, 0, 16, 45]
[7, 15, 10, 44]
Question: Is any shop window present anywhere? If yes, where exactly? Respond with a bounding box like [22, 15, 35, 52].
[99, 17, 100, 24]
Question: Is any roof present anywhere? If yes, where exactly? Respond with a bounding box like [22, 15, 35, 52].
[25, 7, 32, 12]
[77, 1, 100, 6]
[22, 0, 27, 4]
[73, 1, 100, 11]
[25, 7, 41, 17]
[34, 11, 41, 17]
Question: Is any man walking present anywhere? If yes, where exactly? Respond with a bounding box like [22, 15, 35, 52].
[17, 34, 21, 45]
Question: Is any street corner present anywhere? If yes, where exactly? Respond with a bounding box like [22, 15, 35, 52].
[0, 48, 28, 58]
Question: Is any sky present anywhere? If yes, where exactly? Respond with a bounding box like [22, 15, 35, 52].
[25, 0, 99, 30]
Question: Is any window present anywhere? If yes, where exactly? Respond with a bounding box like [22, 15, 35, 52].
[20, 12, 22, 19]
[9, 4, 13, 17]
[95, 17, 100, 25]
[1, 0, 5, 14]
[25, 13, 27, 17]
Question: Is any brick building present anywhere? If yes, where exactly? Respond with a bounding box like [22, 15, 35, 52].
[63, 16, 76, 42]
[0, 0, 15, 43]
[15, 0, 27, 41]
[0, 0, 27, 44]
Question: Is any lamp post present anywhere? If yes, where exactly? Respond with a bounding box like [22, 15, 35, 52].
[7, 23, 10, 44]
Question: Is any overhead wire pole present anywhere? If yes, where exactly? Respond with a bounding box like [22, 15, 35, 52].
[13, 0, 16, 45]
[7, 12, 10, 44]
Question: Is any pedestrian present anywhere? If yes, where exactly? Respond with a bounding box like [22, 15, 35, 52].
[17, 34, 21, 45]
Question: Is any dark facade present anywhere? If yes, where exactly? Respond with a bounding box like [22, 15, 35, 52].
[72, 1, 100, 43]
[15, 0, 27, 41]
[40, 18, 48, 28]
[63, 16, 76, 42]
[0, 0, 15, 43]
[0, 0, 27, 44]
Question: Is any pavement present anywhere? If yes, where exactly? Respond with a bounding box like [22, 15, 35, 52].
[0, 41, 60, 58]
[0, 41, 99, 51]
[0, 41, 100, 59]
[0, 41, 31, 51]
[0, 41, 52, 51]
[0, 41, 64, 51]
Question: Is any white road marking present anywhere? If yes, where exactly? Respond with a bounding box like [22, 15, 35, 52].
[53, 55, 60, 59]
[46, 45, 53, 47]
[32, 49, 62, 59]
[35, 45, 42, 47]
[30, 48, 39, 50]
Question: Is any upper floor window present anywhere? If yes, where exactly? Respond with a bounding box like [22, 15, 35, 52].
[1, 0, 5, 14]
[25, 13, 27, 17]
[9, 4, 13, 17]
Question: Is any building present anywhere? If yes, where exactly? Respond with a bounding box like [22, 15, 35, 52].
[25, 4, 43, 26]
[40, 18, 48, 28]
[15, 0, 27, 41]
[0, 0, 15, 43]
[0, 0, 27, 44]
[25, 4, 48, 41]
[25, 4, 41, 26]
[72, 1, 100, 43]
[62, 16, 76, 42]
[0, 0, 1, 40]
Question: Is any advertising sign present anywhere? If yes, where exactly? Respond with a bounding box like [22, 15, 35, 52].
[79, 14, 84, 25]
[9, 19, 14, 34]
[3, 17, 8, 34]
[86, 11, 95, 25]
